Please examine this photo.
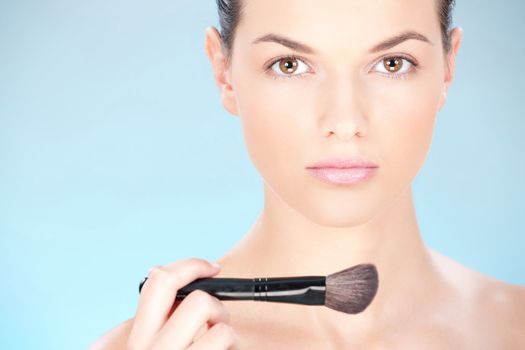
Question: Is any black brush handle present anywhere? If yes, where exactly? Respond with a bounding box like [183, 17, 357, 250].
[139, 276, 326, 306]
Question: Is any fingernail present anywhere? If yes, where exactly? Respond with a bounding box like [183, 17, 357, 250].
[210, 261, 222, 269]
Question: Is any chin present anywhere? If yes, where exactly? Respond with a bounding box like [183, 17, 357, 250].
[280, 180, 387, 228]
[301, 197, 381, 228]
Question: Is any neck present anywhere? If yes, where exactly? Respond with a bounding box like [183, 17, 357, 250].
[221, 183, 443, 338]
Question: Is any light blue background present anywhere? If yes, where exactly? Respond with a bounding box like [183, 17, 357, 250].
[1, 1, 524, 348]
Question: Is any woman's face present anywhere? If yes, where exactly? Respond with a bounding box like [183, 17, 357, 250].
[216, 0, 461, 227]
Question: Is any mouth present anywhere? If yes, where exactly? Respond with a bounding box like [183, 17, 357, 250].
[305, 156, 379, 185]
[306, 156, 379, 169]
[306, 167, 378, 185]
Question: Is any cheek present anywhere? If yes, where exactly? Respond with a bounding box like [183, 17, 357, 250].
[369, 76, 442, 190]
[235, 76, 309, 181]
[367, 74, 441, 215]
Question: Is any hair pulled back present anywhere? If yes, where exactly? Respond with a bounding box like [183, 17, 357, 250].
[215, 0, 456, 65]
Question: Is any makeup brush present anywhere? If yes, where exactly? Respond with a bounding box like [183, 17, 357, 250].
[138, 263, 378, 315]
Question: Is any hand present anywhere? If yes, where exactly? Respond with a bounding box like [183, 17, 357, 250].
[126, 258, 240, 350]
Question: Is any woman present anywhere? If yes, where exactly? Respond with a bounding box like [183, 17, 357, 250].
[90, 0, 525, 348]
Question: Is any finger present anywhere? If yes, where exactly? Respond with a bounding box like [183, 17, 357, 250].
[127, 258, 221, 349]
[192, 323, 209, 344]
[186, 323, 239, 350]
[152, 289, 231, 349]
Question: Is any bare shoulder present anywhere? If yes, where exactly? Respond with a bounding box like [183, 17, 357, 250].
[430, 249, 525, 349]
[87, 317, 135, 350]
[476, 276, 525, 348]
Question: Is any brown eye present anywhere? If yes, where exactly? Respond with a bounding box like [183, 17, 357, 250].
[382, 57, 403, 73]
[268, 56, 309, 80]
[278, 57, 299, 74]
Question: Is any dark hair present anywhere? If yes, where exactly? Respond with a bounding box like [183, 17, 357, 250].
[215, 0, 246, 67]
[438, 0, 457, 53]
[215, 0, 456, 65]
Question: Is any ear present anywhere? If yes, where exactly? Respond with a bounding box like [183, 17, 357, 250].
[204, 26, 239, 117]
[438, 27, 463, 111]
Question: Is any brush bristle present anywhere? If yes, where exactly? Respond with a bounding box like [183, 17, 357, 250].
[325, 263, 378, 314]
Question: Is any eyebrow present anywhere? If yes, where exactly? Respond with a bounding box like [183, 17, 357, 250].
[251, 30, 434, 54]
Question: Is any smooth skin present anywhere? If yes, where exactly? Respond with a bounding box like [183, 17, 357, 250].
[90, 258, 239, 349]
[90, 0, 525, 349]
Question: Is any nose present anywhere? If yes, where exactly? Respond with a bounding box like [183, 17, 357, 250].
[319, 75, 368, 141]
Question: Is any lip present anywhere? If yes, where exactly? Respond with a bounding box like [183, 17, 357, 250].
[305, 156, 379, 185]
[306, 156, 379, 169]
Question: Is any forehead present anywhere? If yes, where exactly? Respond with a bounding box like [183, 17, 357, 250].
[236, 0, 440, 55]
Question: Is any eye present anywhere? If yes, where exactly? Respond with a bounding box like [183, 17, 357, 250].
[266, 55, 310, 80]
[372, 55, 419, 79]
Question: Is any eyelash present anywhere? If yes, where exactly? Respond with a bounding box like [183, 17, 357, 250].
[264, 54, 420, 81]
